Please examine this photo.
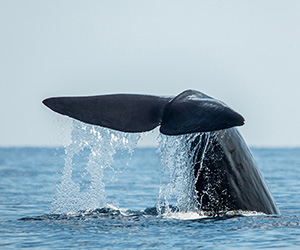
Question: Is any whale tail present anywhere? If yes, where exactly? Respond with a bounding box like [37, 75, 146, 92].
[42, 89, 245, 135]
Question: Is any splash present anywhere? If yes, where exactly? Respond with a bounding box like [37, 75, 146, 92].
[52, 119, 225, 216]
[157, 132, 214, 216]
[52, 120, 140, 214]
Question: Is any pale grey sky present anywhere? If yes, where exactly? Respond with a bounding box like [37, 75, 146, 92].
[0, 1, 299, 147]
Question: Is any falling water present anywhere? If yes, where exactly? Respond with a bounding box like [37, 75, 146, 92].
[52, 120, 141, 214]
[156, 132, 213, 215]
[53, 119, 219, 216]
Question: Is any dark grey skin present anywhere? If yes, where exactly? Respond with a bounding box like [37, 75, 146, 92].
[190, 129, 279, 216]
[42, 90, 245, 135]
[43, 89, 280, 215]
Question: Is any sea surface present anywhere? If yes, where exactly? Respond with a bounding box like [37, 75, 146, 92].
[1, 123, 300, 249]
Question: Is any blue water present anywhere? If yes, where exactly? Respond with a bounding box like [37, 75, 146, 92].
[1, 125, 300, 249]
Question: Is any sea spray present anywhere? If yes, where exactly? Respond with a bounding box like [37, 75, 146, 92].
[52, 120, 140, 214]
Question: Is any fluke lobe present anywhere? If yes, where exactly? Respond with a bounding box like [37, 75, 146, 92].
[43, 89, 280, 215]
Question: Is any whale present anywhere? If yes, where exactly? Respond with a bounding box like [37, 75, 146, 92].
[43, 89, 280, 216]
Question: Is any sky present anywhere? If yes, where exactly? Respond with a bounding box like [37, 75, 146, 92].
[0, 0, 299, 147]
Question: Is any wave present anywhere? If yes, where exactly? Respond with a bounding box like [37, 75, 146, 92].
[19, 204, 268, 222]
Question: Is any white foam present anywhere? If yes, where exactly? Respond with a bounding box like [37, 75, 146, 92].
[162, 211, 208, 220]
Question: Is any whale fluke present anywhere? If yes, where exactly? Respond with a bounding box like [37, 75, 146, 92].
[43, 94, 171, 133]
[160, 90, 245, 135]
[42, 89, 279, 215]
[43, 90, 245, 135]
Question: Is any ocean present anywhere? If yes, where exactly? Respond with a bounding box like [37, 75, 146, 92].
[1, 121, 300, 249]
